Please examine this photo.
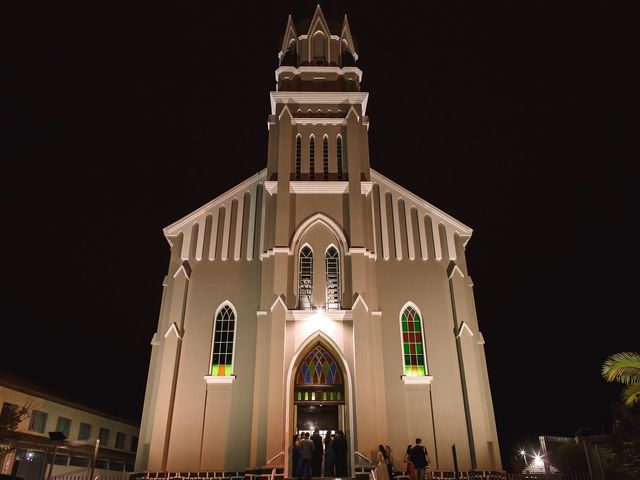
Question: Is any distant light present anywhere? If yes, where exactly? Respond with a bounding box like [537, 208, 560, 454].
[520, 449, 526, 457]
[315, 306, 324, 314]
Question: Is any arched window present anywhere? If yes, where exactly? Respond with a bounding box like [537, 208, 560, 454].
[294, 344, 344, 403]
[295, 135, 301, 179]
[336, 135, 344, 179]
[309, 135, 315, 178]
[325, 246, 340, 309]
[299, 246, 313, 309]
[312, 31, 327, 64]
[400, 304, 427, 376]
[323, 135, 329, 179]
[210, 304, 236, 376]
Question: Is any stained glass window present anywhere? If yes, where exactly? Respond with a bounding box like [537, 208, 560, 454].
[295, 345, 343, 385]
[210, 304, 235, 376]
[325, 246, 340, 310]
[295, 135, 301, 179]
[401, 305, 427, 376]
[299, 246, 313, 309]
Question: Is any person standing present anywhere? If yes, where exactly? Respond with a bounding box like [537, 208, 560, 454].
[333, 430, 348, 476]
[301, 432, 314, 480]
[311, 428, 324, 477]
[375, 445, 390, 480]
[403, 445, 415, 479]
[293, 434, 304, 478]
[324, 431, 335, 477]
[385, 445, 394, 480]
[409, 439, 430, 480]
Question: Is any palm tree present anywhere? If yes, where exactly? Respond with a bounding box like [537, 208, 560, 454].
[602, 352, 640, 406]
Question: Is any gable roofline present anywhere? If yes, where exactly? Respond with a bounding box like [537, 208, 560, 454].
[370, 168, 473, 236]
[163, 169, 266, 237]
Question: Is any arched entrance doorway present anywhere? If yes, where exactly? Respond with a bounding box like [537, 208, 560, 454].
[294, 343, 346, 434]
[288, 340, 351, 477]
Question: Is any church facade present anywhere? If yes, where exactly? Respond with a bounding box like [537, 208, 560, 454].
[136, 7, 501, 476]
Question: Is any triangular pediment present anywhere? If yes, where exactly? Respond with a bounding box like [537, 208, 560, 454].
[340, 15, 357, 55]
[307, 5, 331, 38]
[280, 15, 299, 54]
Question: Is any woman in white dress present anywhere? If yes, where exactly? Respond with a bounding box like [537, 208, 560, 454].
[375, 444, 390, 480]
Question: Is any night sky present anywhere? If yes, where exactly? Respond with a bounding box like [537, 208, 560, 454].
[5, 0, 637, 470]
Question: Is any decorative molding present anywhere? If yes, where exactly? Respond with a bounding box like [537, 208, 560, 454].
[477, 331, 486, 345]
[164, 323, 183, 340]
[162, 275, 168, 287]
[256, 311, 268, 317]
[204, 375, 236, 384]
[292, 118, 347, 126]
[348, 247, 376, 259]
[264, 181, 372, 196]
[173, 261, 192, 280]
[455, 321, 474, 339]
[401, 375, 433, 385]
[370, 169, 472, 236]
[150, 333, 160, 346]
[352, 294, 369, 312]
[260, 247, 291, 260]
[447, 262, 465, 280]
[291, 181, 348, 194]
[286, 309, 353, 322]
[270, 295, 288, 313]
[371, 311, 383, 316]
[270, 92, 369, 116]
[163, 170, 266, 237]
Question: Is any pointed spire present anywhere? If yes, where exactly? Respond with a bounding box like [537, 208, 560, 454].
[280, 14, 298, 54]
[307, 4, 331, 37]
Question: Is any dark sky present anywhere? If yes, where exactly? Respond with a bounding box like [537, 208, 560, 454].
[5, 0, 637, 470]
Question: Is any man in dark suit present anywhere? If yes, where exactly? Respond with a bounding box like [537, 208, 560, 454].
[311, 428, 324, 476]
[332, 430, 348, 476]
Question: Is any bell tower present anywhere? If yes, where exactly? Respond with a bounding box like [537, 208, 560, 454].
[265, 5, 373, 269]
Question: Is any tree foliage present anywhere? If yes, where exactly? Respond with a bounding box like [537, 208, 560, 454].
[602, 352, 640, 406]
[606, 403, 640, 480]
[0, 401, 33, 454]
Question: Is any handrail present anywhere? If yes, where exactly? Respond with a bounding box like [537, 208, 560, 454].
[354, 451, 374, 464]
[267, 451, 284, 464]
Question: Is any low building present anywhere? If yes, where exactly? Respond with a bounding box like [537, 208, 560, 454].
[0, 372, 139, 480]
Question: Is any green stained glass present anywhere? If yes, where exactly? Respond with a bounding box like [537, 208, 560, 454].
[337, 392, 341, 401]
[323, 392, 327, 401]
[304, 392, 308, 401]
[330, 392, 334, 401]
[401, 305, 427, 376]
[297, 392, 302, 401]
[311, 392, 316, 401]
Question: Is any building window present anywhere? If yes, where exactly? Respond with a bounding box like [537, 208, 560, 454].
[28, 410, 48, 433]
[295, 135, 301, 179]
[78, 422, 91, 440]
[56, 417, 71, 437]
[69, 457, 90, 467]
[99, 427, 110, 446]
[53, 454, 69, 466]
[323, 135, 329, 179]
[336, 135, 344, 179]
[299, 246, 313, 309]
[130, 436, 138, 453]
[210, 304, 236, 376]
[325, 246, 340, 309]
[1, 402, 17, 416]
[401, 304, 427, 376]
[95, 459, 109, 470]
[115, 432, 125, 449]
[309, 135, 315, 178]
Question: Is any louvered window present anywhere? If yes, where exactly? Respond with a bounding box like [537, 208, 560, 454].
[299, 246, 313, 309]
[325, 246, 340, 309]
